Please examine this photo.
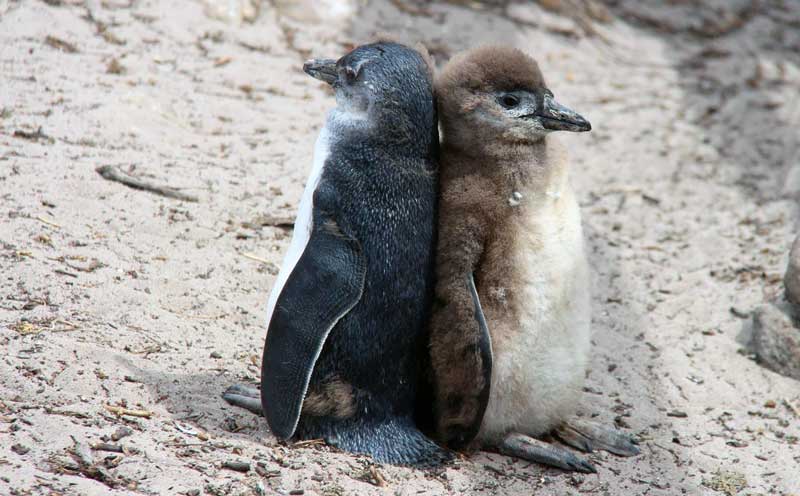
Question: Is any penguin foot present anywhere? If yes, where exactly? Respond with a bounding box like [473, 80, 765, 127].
[222, 384, 263, 415]
[498, 433, 596, 474]
[554, 418, 640, 457]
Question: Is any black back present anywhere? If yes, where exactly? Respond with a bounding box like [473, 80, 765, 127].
[261, 42, 446, 464]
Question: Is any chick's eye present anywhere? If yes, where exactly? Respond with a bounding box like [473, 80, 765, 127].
[344, 66, 357, 82]
[500, 94, 519, 109]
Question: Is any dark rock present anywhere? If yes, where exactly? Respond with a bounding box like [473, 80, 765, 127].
[11, 444, 30, 455]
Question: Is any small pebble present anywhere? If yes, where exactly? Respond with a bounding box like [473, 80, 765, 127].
[111, 426, 133, 441]
[687, 374, 704, 385]
[11, 444, 30, 455]
[568, 473, 585, 486]
[210, 351, 222, 359]
[222, 460, 251, 472]
[667, 410, 688, 418]
[726, 439, 748, 448]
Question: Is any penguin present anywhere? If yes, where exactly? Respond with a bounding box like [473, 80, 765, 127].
[223, 41, 449, 465]
[428, 46, 639, 473]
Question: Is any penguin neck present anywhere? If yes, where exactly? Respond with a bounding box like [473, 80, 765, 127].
[329, 107, 434, 159]
[445, 134, 568, 199]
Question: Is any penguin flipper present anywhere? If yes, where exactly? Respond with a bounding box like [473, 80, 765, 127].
[261, 213, 366, 440]
[430, 272, 493, 450]
[462, 272, 493, 442]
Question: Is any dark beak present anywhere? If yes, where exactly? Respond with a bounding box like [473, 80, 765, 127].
[303, 58, 337, 85]
[537, 94, 591, 132]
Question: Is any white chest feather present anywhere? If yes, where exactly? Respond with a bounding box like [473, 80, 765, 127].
[264, 125, 331, 325]
[479, 188, 592, 443]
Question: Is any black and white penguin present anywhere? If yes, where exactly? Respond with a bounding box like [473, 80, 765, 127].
[428, 46, 639, 472]
[224, 41, 449, 465]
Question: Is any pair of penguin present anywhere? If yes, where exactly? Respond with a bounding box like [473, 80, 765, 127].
[223, 41, 639, 472]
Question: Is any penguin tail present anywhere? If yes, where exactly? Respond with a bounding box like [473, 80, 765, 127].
[324, 417, 453, 466]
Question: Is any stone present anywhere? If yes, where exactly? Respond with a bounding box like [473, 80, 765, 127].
[784, 234, 800, 305]
[750, 300, 800, 380]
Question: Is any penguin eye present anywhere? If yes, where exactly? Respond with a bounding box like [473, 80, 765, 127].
[499, 94, 519, 109]
[344, 66, 358, 83]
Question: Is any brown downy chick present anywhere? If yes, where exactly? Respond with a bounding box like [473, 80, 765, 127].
[429, 46, 638, 473]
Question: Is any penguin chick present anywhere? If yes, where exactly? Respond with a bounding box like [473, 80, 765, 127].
[224, 41, 449, 466]
[429, 46, 639, 472]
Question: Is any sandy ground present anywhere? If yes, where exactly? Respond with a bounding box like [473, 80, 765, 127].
[2, 0, 800, 494]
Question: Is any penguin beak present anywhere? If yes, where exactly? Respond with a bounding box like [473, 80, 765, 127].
[303, 58, 338, 85]
[536, 93, 591, 132]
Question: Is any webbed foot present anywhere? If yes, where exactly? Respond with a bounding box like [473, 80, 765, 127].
[222, 383, 263, 415]
[498, 432, 596, 473]
[554, 418, 640, 457]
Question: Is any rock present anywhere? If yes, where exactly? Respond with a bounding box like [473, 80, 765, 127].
[750, 300, 800, 380]
[784, 234, 800, 305]
[11, 444, 30, 455]
[111, 426, 133, 442]
[748, 233, 800, 380]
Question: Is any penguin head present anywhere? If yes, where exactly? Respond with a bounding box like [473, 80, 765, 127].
[304, 42, 436, 147]
[436, 46, 590, 146]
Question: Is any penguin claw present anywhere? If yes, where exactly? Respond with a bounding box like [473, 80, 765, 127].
[570, 457, 598, 474]
[498, 433, 596, 474]
[223, 383, 260, 397]
[222, 383, 263, 415]
[555, 418, 640, 457]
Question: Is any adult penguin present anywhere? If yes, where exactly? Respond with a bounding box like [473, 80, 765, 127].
[224, 41, 448, 465]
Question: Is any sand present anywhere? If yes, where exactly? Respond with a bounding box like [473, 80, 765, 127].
[1, 0, 799, 494]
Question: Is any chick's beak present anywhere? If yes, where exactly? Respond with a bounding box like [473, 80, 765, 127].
[538, 93, 591, 132]
[303, 58, 337, 85]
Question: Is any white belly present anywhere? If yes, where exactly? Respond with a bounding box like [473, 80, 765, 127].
[264, 124, 330, 325]
[478, 193, 591, 444]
